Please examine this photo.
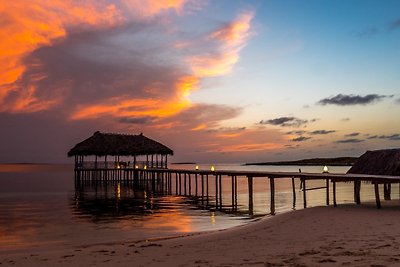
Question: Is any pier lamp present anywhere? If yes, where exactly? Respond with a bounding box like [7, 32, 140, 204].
[211, 165, 215, 172]
[195, 165, 199, 170]
[144, 165, 147, 170]
[323, 165, 329, 173]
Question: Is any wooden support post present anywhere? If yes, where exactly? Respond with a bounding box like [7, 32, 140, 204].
[333, 179, 337, 207]
[248, 176, 253, 215]
[201, 174, 204, 200]
[219, 175, 222, 208]
[188, 173, 191, 195]
[234, 176, 237, 210]
[195, 174, 198, 196]
[302, 178, 307, 208]
[231, 176, 235, 210]
[179, 173, 182, 195]
[206, 175, 209, 206]
[374, 182, 381, 209]
[326, 178, 330, 205]
[215, 174, 219, 208]
[291, 177, 296, 208]
[270, 178, 275, 215]
[175, 173, 178, 194]
[353, 180, 361, 204]
[184, 173, 187, 195]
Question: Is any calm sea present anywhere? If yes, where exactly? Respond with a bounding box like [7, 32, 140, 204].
[0, 163, 387, 253]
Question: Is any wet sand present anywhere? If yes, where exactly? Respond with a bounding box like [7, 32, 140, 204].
[2, 201, 400, 266]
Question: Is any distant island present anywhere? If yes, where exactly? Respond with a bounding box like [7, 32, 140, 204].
[245, 157, 358, 166]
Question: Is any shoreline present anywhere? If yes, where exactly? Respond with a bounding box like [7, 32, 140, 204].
[3, 201, 400, 266]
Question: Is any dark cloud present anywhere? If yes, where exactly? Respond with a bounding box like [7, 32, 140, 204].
[310, 130, 336, 135]
[355, 27, 379, 38]
[2, 20, 191, 114]
[334, 138, 364, 144]
[345, 132, 360, 137]
[317, 94, 389, 106]
[285, 144, 300, 149]
[165, 104, 243, 130]
[292, 136, 311, 142]
[379, 134, 400, 141]
[286, 130, 306, 135]
[341, 118, 350, 122]
[260, 116, 309, 127]
[208, 127, 246, 133]
[390, 19, 400, 30]
[118, 116, 156, 124]
[366, 134, 400, 140]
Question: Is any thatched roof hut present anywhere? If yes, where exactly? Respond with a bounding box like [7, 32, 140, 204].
[68, 131, 173, 157]
[347, 148, 400, 176]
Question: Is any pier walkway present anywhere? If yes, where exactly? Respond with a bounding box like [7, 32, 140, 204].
[75, 167, 400, 213]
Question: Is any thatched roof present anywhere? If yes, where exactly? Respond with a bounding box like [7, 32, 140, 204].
[347, 148, 400, 176]
[68, 131, 173, 157]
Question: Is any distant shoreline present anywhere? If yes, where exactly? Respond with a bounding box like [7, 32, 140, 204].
[245, 157, 358, 166]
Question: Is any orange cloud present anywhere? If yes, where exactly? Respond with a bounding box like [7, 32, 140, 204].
[220, 143, 282, 152]
[188, 11, 254, 77]
[71, 75, 198, 120]
[0, 0, 187, 113]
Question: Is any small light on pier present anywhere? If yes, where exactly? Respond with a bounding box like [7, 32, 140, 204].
[211, 165, 215, 172]
[195, 165, 199, 170]
[144, 165, 147, 170]
[323, 165, 329, 173]
[135, 165, 139, 169]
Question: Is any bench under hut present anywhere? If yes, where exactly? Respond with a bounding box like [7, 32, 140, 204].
[347, 148, 400, 203]
[68, 131, 173, 169]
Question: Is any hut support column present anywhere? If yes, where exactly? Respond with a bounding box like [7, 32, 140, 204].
[384, 183, 391, 200]
[165, 155, 168, 169]
[354, 180, 361, 204]
[374, 182, 381, 209]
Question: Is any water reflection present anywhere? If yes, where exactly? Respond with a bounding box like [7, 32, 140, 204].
[71, 177, 255, 225]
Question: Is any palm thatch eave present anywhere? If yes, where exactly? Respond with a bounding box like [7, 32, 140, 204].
[347, 148, 400, 176]
[67, 131, 174, 157]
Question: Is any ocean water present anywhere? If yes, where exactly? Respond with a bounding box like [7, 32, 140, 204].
[0, 163, 391, 253]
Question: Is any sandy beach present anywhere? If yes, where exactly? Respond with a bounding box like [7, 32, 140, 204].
[2, 201, 400, 267]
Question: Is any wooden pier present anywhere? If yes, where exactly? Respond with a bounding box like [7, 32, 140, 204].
[75, 167, 400, 213]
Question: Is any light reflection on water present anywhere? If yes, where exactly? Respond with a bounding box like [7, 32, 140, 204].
[0, 163, 395, 252]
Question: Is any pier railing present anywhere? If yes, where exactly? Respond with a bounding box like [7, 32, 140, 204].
[74, 167, 400, 212]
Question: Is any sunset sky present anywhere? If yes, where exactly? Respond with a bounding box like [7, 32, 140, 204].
[0, 0, 399, 163]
